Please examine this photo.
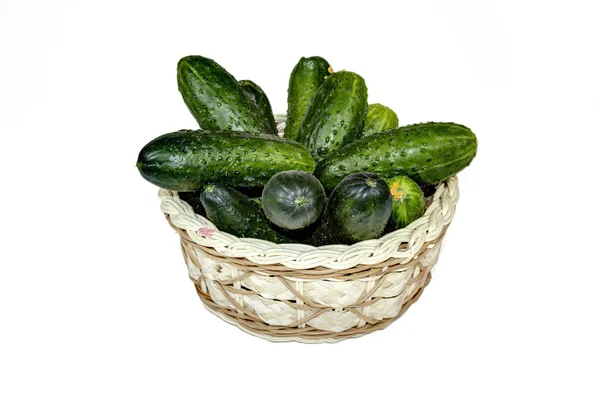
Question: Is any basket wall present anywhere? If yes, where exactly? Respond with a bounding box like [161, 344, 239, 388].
[160, 175, 458, 343]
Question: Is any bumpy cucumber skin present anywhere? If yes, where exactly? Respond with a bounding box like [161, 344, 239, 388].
[284, 56, 332, 142]
[311, 172, 392, 246]
[314, 122, 477, 191]
[200, 185, 291, 243]
[386, 176, 426, 230]
[239, 80, 277, 135]
[262, 170, 326, 230]
[136, 130, 315, 191]
[177, 55, 274, 133]
[298, 71, 368, 162]
[362, 103, 399, 138]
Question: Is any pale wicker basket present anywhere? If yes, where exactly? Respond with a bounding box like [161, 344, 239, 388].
[158, 116, 460, 343]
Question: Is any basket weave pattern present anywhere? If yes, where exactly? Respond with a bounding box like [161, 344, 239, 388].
[160, 176, 458, 342]
[158, 117, 459, 342]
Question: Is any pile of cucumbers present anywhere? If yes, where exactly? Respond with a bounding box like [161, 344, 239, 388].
[137, 55, 477, 245]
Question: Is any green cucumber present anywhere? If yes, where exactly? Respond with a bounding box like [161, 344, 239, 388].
[314, 122, 477, 190]
[177, 55, 274, 134]
[239, 80, 277, 135]
[200, 185, 291, 243]
[136, 129, 315, 191]
[311, 172, 392, 246]
[284, 56, 332, 142]
[386, 176, 426, 230]
[362, 104, 399, 137]
[298, 71, 368, 162]
[262, 170, 326, 230]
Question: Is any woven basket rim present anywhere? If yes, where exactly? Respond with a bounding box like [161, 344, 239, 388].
[159, 176, 458, 271]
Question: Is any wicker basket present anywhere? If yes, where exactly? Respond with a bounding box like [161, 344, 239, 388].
[158, 116, 460, 343]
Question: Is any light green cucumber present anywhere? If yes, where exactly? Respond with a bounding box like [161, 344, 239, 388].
[362, 104, 399, 137]
[386, 176, 426, 230]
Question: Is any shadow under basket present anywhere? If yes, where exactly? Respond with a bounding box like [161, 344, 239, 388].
[159, 175, 459, 343]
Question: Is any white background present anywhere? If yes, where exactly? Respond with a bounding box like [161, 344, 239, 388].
[1, 0, 599, 398]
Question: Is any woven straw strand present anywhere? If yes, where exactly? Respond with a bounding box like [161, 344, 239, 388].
[160, 176, 458, 270]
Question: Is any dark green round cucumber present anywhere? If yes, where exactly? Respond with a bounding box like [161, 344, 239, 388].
[177, 55, 274, 134]
[136, 129, 315, 191]
[298, 71, 368, 162]
[311, 172, 392, 246]
[239, 80, 277, 135]
[386, 176, 426, 230]
[314, 122, 478, 191]
[262, 170, 326, 230]
[200, 185, 291, 243]
[362, 103, 399, 138]
[284, 56, 332, 142]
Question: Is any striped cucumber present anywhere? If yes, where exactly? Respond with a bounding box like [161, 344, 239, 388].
[386, 176, 426, 230]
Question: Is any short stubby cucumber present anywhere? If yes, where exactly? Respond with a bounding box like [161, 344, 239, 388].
[136, 129, 315, 191]
[177, 55, 274, 133]
[386, 176, 426, 230]
[311, 172, 392, 246]
[239, 79, 277, 135]
[314, 122, 477, 190]
[298, 71, 368, 162]
[362, 103, 399, 137]
[284, 56, 332, 142]
[200, 185, 291, 243]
